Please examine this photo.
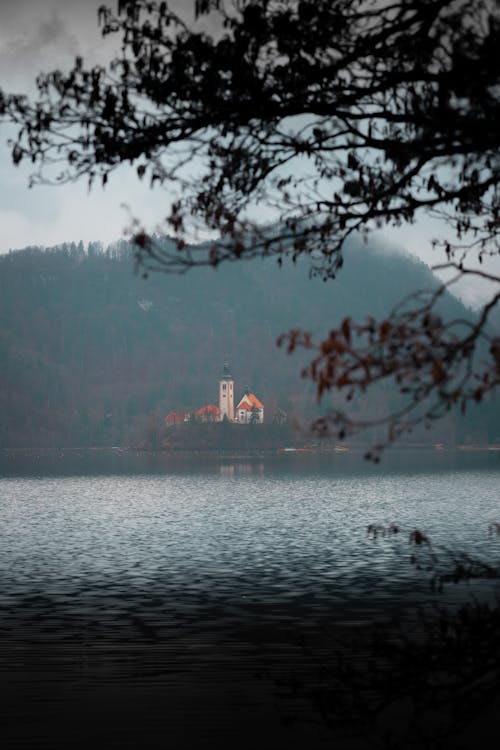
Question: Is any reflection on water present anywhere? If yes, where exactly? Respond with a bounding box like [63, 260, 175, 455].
[219, 462, 265, 476]
[0, 452, 499, 643]
[1, 446, 500, 478]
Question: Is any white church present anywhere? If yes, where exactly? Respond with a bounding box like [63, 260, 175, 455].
[219, 363, 264, 424]
[165, 363, 264, 426]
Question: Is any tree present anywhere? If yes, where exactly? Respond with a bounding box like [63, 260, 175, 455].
[250, 405, 261, 424]
[2, 0, 500, 456]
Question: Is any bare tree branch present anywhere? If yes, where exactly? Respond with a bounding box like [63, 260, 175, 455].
[1, 0, 499, 455]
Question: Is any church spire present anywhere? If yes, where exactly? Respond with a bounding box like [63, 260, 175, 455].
[219, 362, 234, 421]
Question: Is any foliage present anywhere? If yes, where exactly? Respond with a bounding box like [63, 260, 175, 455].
[269, 523, 500, 746]
[272, 598, 500, 747]
[2, 0, 500, 454]
[161, 421, 295, 451]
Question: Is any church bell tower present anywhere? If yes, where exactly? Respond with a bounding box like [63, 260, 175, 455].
[219, 363, 234, 421]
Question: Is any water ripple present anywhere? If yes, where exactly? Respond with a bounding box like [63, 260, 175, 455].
[1, 463, 499, 641]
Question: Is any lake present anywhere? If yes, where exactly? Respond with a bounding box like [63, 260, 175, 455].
[1, 450, 499, 748]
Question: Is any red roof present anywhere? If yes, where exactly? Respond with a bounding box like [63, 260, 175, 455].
[247, 393, 264, 409]
[196, 404, 220, 416]
[237, 393, 264, 410]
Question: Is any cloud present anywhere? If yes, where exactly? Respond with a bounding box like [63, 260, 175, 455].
[0, 1, 495, 309]
[0, 0, 222, 93]
[37, 10, 68, 46]
[0, 0, 143, 92]
[0, 5, 89, 91]
[0, 155, 178, 253]
[0, 0, 208, 256]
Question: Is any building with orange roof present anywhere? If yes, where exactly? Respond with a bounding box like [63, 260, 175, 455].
[195, 404, 221, 422]
[235, 387, 264, 424]
[165, 364, 264, 426]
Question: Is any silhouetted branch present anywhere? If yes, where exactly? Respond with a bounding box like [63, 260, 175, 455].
[279, 266, 500, 458]
[2, 0, 499, 453]
[269, 523, 500, 745]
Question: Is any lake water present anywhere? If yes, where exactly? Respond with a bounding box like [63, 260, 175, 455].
[1, 450, 500, 749]
[1, 450, 499, 643]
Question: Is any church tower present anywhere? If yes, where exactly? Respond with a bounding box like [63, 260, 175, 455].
[219, 363, 235, 422]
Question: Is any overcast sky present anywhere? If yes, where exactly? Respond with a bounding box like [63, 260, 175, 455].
[0, 0, 195, 258]
[0, 0, 497, 308]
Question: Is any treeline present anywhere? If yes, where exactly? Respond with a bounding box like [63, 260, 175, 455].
[0, 238, 497, 449]
[152, 422, 297, 452]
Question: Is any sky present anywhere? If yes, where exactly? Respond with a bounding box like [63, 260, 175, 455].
[0, 0, 190, 256]
[0, 0, 497, 309]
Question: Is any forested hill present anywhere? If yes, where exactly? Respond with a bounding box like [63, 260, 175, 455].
[0, 239, 497, 448]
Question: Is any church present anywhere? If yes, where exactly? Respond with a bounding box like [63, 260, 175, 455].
[219, 363, 264, 424]
[165, 364, 264, 426]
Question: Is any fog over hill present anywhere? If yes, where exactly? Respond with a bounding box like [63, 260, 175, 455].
[0, 238, 497, 448]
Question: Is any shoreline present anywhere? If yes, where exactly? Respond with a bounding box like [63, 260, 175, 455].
[1, 444, 499, 458]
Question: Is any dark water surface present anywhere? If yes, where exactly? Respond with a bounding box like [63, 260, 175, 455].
[1, 451, 499, 748]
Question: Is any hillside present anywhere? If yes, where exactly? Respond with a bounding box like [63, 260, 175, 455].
[0, 238, 497, 448]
